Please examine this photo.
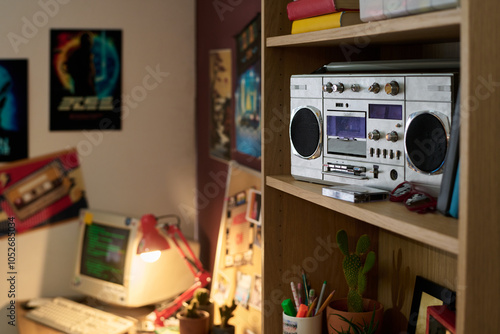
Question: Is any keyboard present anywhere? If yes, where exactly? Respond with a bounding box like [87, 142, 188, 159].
[25, 297, 136, 334]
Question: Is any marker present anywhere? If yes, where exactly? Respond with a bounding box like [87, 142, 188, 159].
[290, 282, 300, 310]
[296, 304, 308, 318]
[308, 289, 315, 307]
[282, 298, 297, 317]
[315, 281, 327, 314]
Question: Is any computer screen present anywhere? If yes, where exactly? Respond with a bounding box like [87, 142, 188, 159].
[71, 209, 200, 307]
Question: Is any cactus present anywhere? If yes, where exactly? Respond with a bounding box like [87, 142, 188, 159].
[194, 288, 211, 306]
[185, 299, 201, 318]
[336, 229, 376, 313]
[219, 300, 237, 328]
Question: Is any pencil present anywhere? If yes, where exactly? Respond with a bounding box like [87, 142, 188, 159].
[316, 290, 336, 314]
[306, 297, 317, 317]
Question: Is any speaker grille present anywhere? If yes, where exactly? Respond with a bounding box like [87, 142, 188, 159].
[406, 113, 447, 173]
[290, 107, 321, 158]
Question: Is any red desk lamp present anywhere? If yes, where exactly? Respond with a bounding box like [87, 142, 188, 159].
[137, 214, 211, 326]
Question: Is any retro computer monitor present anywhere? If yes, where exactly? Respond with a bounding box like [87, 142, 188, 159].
[71, 209, 200, 308]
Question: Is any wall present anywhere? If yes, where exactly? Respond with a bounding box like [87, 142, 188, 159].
[195, 0, 261, 280]
[0, 1, 195, 333]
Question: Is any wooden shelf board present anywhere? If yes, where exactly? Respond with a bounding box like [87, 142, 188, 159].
[266, 175, 458, 254]
[266, 8, 461, 47]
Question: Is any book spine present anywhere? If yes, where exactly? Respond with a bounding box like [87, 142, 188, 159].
[291, 12, 343, 34]
[287, 0, 337, 21]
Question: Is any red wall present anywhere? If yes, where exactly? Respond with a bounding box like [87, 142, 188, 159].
[196, 0, 261, 275]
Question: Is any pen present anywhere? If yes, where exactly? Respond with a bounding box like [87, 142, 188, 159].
[315, 281, 327, 314]
[290, 282, 300, 310]
[297, 283, 302, 305]
[301, 269, 309, 305]
[317, 290, 336, 314]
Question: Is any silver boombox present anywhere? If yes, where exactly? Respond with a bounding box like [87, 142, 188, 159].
[289, 72, 458, 194]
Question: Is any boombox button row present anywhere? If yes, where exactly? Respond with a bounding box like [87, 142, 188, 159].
[369, 148, 402, 160]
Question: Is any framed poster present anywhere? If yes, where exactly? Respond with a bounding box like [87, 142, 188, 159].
[50, 29, 122, 131]
[209, 49, 232, 161]
[233, 14, 261, 171]
[0, 148, 88, 235]
[0, 59, 28, 161]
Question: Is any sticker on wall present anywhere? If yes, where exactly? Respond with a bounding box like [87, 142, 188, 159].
[49, 29, 122, 131]
[209, 49, 232, 162]
[0, 59, 28, 162]
[0, 148, 88, 236]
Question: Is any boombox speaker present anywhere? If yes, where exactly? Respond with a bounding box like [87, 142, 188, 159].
[290, 106, 322, 159]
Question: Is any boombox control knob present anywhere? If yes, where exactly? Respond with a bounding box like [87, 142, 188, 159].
[368, 130, 381, 141]
[322, 82, 333, 93]
[351, 84, 361, 92]
[385, 81, 400, 96]
[332, 83, 344, 93]
[368, 83, 381, 94]
[386, 131, 399, 142]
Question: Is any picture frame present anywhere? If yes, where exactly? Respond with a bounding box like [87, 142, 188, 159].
[407, 276, 456, 334]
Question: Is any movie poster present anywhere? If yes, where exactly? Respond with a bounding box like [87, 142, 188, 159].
[50, 29, 122, 131]
[0, 59, 28, 162]
[209, 49, 232, 161]
[234, 14, 261, 171]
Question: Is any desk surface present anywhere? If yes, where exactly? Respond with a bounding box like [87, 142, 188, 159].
[17, 300, 156, 334]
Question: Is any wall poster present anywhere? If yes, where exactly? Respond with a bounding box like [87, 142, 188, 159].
[0, 59, 28, 162]
[50, 29, 122, 131]
[233, 14, 261, 171]
[209, 49, 232, 161]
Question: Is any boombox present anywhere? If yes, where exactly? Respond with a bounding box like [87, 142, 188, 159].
[290, 72, 458, 195]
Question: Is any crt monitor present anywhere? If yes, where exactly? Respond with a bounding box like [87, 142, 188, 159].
[71, 209, 200, 307]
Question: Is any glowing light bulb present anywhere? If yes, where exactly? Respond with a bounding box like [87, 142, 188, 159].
[140, 250, 161, 263]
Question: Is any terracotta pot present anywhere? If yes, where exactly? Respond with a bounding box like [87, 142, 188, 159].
[212, 324, 235, 334]
[177, 310, 210, 334]
[326, 298, 384, 334]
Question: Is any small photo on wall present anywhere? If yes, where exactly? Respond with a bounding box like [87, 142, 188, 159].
[0, 59, 28, 162]
[50, 29, 122, 131]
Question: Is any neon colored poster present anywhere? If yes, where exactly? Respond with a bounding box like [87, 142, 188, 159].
[0, 59, 28, 162]
[50, 29, 122, 131]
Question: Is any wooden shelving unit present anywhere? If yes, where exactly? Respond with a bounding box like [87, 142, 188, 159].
[261, 1, 500, 333]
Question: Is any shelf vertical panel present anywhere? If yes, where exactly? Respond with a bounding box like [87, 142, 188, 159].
[458, 0, 500, 333]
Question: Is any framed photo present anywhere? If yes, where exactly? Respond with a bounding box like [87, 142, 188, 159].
[50, 29, 122, 131]
[245, 188, 261, 225]
[427, 305, 456, 334]
[407, 276, 456, 334]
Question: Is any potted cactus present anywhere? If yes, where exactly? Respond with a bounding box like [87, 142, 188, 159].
[177, 299, 210, 334]
[212, 300, 237, 334]
[327, 229, 384, 334]
[194, 288, 215, 330]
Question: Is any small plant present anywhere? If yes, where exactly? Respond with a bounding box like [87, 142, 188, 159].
[194, 288, 211, 306]
[219, 300, 237, 328]
[331, 306, 379, 334]
[337, 229, 376, 313]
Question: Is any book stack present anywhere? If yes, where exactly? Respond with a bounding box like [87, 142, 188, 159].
[287, 0, 362, 34]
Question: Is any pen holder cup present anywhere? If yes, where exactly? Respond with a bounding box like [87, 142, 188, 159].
[283, 312, 322, 334]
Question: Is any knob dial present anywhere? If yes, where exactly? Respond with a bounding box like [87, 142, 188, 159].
[368, 83, 381, 94]
[368, 130, 381, 141]
[386, 131, 399, 142]
[332, 83, 344, 93]
[322, 82, 333, 93]
[385, 81, 400, 96]
[351, 84, 361, 92]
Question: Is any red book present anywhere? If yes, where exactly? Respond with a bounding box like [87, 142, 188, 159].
[287, 0, 360, 21]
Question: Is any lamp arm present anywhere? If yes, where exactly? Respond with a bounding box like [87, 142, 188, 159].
[153, 222, 212, 326]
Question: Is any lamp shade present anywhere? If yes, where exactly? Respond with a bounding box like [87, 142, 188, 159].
[137, 214, 170, 254]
